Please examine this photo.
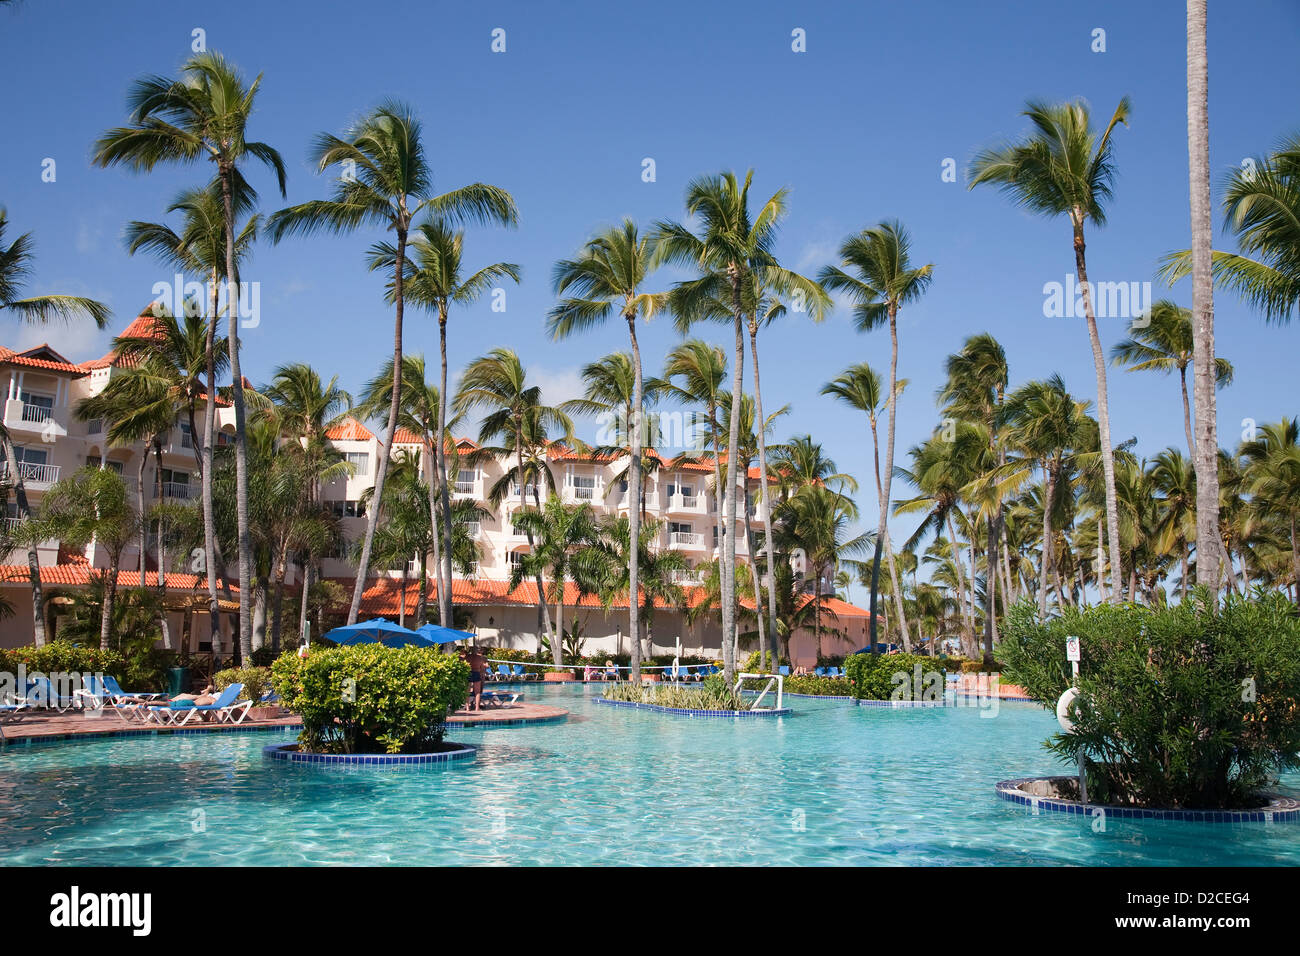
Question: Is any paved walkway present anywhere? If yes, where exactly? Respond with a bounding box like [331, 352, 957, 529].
[0, 700, 568, 744]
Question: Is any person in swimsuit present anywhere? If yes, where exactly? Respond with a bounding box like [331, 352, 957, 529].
[465, 646, 487, 712]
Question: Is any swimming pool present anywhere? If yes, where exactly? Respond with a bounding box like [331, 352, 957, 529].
[2, 684, 1297, 866]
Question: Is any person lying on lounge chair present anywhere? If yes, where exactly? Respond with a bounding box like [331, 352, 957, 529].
[605, 660, 619, 681]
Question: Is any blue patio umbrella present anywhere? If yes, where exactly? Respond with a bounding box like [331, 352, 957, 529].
[415, 623, 476, 646]
[324, 618, 434, 648]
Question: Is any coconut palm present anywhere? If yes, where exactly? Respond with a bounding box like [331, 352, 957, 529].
[0, 209, 109, 326]
[664, 340, 729, 570]
[969, 96, 1131, 601]
[819, 220, 932, 654]
[508, 495, 602, 667]
[373, 219, 519, 626]
[550, 221, 667, 680]
[1149, 448, 1198, 600]
[454, 348, 573, 652]
[123, 181, 253, 657]
[94, 50, 288, 660]
[1241, 419, 1300, 593]
[41, 467, 140, 649]
[655, 171, 795, 683]
[1110, 299, 1233, 457]
[266, 99, 516, 626]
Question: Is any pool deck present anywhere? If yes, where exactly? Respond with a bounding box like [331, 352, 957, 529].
[0, 700, 568, 744]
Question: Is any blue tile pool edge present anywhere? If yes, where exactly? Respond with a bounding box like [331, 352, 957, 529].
[995, 776, 1300, 824]
[263, 741, 477, 766]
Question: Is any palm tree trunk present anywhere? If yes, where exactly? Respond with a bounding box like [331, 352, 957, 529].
[708, 405, 727, 656]
[436, 308, 455, 628]
[201, 274, 221, 663]
[153, 440, 171, 649]
[1179, 367, 1197, 458]
[416, 549, 428, 625]
[743, 501, 766, 667]
[518, 433, 556, 661]
[349, 228, 407, 624]
[424, 438, 442, 623]
[1001, 521, 1016, 604]
[1040, 463, 1055, 620]
[271, 554, 286, 654]
[218, 166, 254, 660]
[722, 282, 745, 683]
[866, 417, 887, 655]
[748, 322, 778, 669]
[882, 308, 910, 645]
[298, 557, 313, 644]
[984, 516, 999, 664]
[1187, 0, 1221, 588]
[946, 511, 974, 646]
[136, 448, 148, 579]
[627, 311, 645, 680]
[1096, 516, 1107, 602]
[398, 563, 407, 628]
[3, 436, 45, 645]
[101, 562, 121, 651]
[1073, 216, 1125, 601]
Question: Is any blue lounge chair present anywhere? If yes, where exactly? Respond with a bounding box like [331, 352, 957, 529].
[102, 675, 165, 704]
[814, 667, 828, 677]
[144, 684, 251, 726]
[779, 666, 790, 677]
[22, 676, 82, 712]
[496, 664, 512, 680]
[479, 690, 520, 708]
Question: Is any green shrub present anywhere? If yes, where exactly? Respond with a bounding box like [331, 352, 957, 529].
[999, 590, 1300, 809]
[843, 652, 944, 700]
[271, 645, 469, 754]
[214, 666, 272, 703]
[0, 641, 132, 693]
[784, 675, 854, 697]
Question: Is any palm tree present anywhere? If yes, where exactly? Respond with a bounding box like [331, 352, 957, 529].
[94, 50, 289, 660]
[266, 99, 516, 626]
[549, 221, 667, 680]
[1149, 447, 1198, 599]
[355, 355, 450, 624]
[0, 209, 110, 326]
[374, 219, 519, 626]
[454, 348, 573, 653]
[1110, 299, 1232, 457]
[508, 495, 602, 668]
[41, 467, 139, 649]
[819, 220, 932, 653]
[821, 361, 905, 652]
[655, 171, 792, 683]
[1241, 419, 1300, 593]
[969, 96, 1131, 601]
[122, 181, 253, 658]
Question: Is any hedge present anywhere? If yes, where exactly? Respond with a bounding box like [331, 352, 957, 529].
[844, 652, 945, 701]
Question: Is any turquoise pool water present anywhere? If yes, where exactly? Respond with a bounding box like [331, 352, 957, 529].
[2, 684, 1298, 866]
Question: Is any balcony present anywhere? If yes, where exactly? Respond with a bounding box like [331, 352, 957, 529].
[668, 530, 705, 549]
[453, 479, 477, 497]
[3, 515, 21, 534]
[3, 399, 66, 436]
[668, 569, 703, 586]
[463, 521, 481, 538]
[161, 481, 193, 500]
[565, 483, 598, 503]
[0, 460, 60, 488]
[664, 492, 704, 515]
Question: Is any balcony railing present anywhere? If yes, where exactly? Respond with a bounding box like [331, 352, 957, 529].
[161, 481, 193, 500]
[454, 480, 476, 495]
[1, 461, 60, 486]
[20, 403, 53, 424]
[464, 521, 481, 538]
[668, 569, 702, 586]
[570, 484, 595, 500]
[2, 516, 21, 533]
[669, 531, 704, 547]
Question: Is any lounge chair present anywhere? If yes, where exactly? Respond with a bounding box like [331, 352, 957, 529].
[479, 690, 520, 708]
[22, 677, 83, 713]
[779, 666, 790, 677]
[144, 684, 251, 726]
[102, 675, 167, 705]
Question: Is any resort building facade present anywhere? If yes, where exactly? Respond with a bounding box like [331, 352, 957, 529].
[1, 312, 873, 664]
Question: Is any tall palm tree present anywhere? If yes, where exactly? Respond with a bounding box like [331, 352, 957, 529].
[970, 96, 1131, 601]
[655, 171, 793, 683]
[94, 50, 288, 660]
[355, 355, 451, 624]
[1110, 299, 1233, 457]
[123, 181, 254, 657]
[819, 220, 932, 653]
[0, 209, 110, 326]
[1149, 447, 1198, 600]
[508, 495, 602, 668]
[454, 348, 573, 653]
[374, 219, 519, 626]
[822, 362, 905, 651]
[550, 221, 666, 680]
[266, 100, 516, 626]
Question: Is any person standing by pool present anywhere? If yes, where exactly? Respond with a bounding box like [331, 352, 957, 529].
[464, 646, 488, 712]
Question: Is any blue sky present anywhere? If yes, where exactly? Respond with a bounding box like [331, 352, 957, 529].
[3, 0, 1298, 591]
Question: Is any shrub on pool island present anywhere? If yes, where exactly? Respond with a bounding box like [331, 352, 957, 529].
[603, 674, 746, 710]
[843, 652, 939, 701]
[998, 589, 1300, 810]
[270, 645, 469, 754]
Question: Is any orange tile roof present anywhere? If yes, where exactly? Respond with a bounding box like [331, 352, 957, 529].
[0, 344, 88, 376]
[0, 563, 232, 592]
[325, 417, 374, 441]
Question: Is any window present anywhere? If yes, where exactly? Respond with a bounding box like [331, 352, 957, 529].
[86, 455, 124, 474]
[86, 418, 103, 435]
[669, 521, 693, 536]
[668, 482, 694, 498]
[571, 473, 596, 499]
[326, 500, 367, 518]
[18, 391, 53, 423]
[14, 446, 47, 466]
[179, 423, 193, 449]
[345, 452, 370, 476]
[160, 468, 191, 499]
[508, 550, 526, 567]
[455, 469, 476, 494]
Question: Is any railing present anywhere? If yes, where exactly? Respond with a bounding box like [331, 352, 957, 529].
[2, 516, 21, 533]
[570, 484, 595, 500]
[454, 480, 476, 495]
[669, 531, 703, 547]
[161, 481, 193, 500]
[1, 461, 60, 485]
[464, 521, 481, 538]
[668, 569, 702, 585]
[20, 403, 53, 424]
[735, 672, 784, 711]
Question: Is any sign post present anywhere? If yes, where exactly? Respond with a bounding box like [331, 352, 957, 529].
[1064, 636, 1087, 803]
